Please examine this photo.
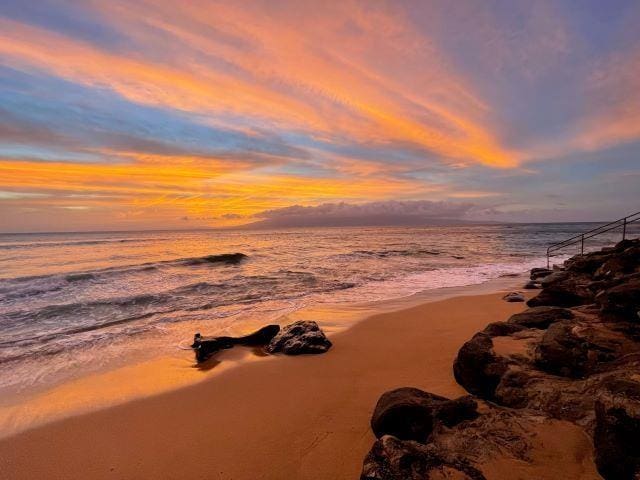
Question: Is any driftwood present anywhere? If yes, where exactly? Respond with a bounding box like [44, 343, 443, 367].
[191, 324, 280, 362]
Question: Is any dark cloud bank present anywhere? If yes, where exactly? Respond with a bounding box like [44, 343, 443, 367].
[244, 200, 480, 229]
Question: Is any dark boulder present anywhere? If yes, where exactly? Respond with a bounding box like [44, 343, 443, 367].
[371, 388, 436, 442]
[265, 320, 332, 355]
[565, 251, 614, 276]
[192, 324, 280, 362]
[436, 395, 479, 427]
[361, 435, 486, 480]
[507, 306, 574, 329]
[483, 321, 526, 337]
[523, 280, 539, 289]
[534, 321, 589, 378]
[595, 246, 640, 279]
[370, 388, 478, 442]
[530, 267, 553, 280]
[539, 271, 569, 287]
[526, 276, 593, 308]
[594, 378, 640, 480]
[597, 276, 640, 320]
[453, 333, 509, 399]
[494, 369, 535, 408]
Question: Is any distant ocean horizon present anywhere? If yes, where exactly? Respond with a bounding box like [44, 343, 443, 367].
[1, 223, 636, 399]
[0, 219, 615, 236]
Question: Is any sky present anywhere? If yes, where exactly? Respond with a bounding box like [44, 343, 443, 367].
[0, 0, 639, 232]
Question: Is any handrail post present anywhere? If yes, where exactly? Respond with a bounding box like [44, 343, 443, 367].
[623, 218, 627, 240]
[581, 234, 584, 255]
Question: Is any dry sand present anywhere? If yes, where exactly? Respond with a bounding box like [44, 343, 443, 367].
[0, 291, 600, 479]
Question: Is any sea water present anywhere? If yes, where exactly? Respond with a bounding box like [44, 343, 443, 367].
[0, 223, 635, 397]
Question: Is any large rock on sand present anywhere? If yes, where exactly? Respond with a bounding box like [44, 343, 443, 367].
[266, 320, 332, 355]
[507, 306, 574, 329]
[482, 321, 526, 337]
[534, 321, 590, 378]
[597, 276, 640, 320]
[370, 387, 477, 443]
[594, 243, 640, 279]
[530, 267, 553, 280]
[594, 378, 640, 480]
[453, 333, 508, 399]
[526, 277, 593, 308]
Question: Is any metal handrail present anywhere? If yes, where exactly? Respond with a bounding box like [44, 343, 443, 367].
[546, 210, 640, 268]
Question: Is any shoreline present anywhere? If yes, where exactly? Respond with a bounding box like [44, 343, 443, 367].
[0, 281, 599, 480]
[0, 273, 529, 440]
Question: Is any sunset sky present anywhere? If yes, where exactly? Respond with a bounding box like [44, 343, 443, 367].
[1, 0, 639, 232]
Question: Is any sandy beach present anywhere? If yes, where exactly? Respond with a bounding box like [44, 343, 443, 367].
[0, 288, 600, 479]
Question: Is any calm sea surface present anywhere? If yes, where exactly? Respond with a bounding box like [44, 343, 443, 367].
[0, 223, 635, 396]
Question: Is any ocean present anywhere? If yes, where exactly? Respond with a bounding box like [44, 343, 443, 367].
[0, 223, 634, 398]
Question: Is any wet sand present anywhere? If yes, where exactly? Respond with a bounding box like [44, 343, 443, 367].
[0, 290, 600, 479]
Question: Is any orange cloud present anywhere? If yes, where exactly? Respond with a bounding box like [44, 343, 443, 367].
[0, 2, 519, 168]
[0, 156, 441, 226]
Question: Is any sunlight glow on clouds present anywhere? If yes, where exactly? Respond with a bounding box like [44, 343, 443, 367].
[0, 0, 639, 231]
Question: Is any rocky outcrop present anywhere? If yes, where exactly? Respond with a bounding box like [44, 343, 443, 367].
[453, 333, 509, 399]
[370, 387, 477, 442]
[597, 276, 640, 319]
[265, 320, 332, 355]
[534, 320, 593, 378]
[526, 276, 593, 307]
[594, 378, 640, 479]
[506, 306, 573, 329]
[361, 238, 640, 480]
[192, 325, 280, 362]
[361, 434, 487, 480]
[530, 267, 553, 280]
[482, 321, 526, 337]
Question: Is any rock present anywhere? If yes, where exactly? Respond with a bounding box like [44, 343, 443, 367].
[493, 368, 536, 409]
[530, 267, 553, 280]
[483, 321, 527, 337]
[360, 435, 487, 480]
[453, 333, 508, 399]
[507, 306, 574, 329]
[594, 244, 640, 279]
[540, 270, 569, 287]
[526, 276, 593, 308]
[370, 388, 477, 442]
[436, 395, 479, 427]
[594, 378, 640, 480]
[265, 320, 332, 355]
[371, 388, 437, 442]
[565, 251, 614, 275]
[502, 292, 525, 302]
[534, 321, 590, 378]
[192, 324, 280, 362]
[362, 240, 640, 479]
[523, 280, 540, 289]
[598, 277, 640, 320]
